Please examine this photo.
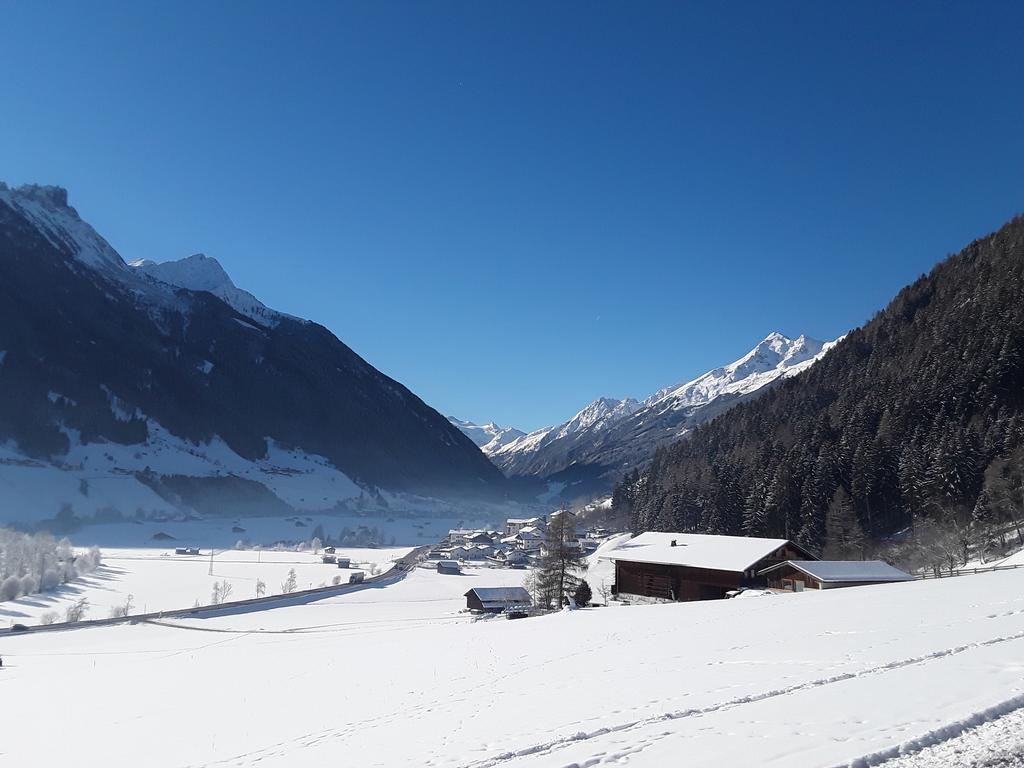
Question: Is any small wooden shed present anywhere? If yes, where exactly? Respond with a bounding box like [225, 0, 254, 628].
[759, 560, 915, 591]
[437, 560, 461, 575]
[464, 587, 532, 613]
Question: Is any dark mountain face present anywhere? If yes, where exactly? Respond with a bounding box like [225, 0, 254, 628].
[0, 184, 505, 516]
[617, 216, 1024, 564]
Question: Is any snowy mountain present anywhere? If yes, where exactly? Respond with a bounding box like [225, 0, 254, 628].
[129, 254, 286, 327]
[447, 418, 526, 454]
[489, 333, 839, 493]
[0, 182, 506, 527]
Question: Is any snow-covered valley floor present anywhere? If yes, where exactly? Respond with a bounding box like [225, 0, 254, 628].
[2, 567, 1023, 767]
[0, 546, 413, 624]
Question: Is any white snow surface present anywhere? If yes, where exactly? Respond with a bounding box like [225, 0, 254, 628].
[3, 566, 1024, 767]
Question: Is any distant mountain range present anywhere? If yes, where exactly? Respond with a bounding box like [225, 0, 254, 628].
[0, 183, 507, 527]
[452, 332, 840, 498]
[445, 418, 526, 454]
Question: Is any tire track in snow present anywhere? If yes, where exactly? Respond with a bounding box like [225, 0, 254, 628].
[453, 628, 1024, 768]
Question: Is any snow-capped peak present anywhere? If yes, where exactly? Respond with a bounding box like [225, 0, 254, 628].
[0, 183, 286, 328]
[129, 253, 283, 327]
[0, 183, 126, 273]
[553, 397, 642, 440]
[648, 332, 832, 410]
[447, 417, 527, 455]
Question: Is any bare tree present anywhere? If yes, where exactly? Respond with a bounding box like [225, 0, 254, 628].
[109, 593, 135, 618]
[64, 597, 88, 623]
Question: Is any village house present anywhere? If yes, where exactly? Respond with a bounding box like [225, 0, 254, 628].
[513, 526, 545, 552]
[603, 532, 816, 602]
[505, 517, 544, 536]
[437, 560, 461, 575]
[464, 586, 533, 613]
[759, 560, 915, 591]
[489, 549, 531, 568]
[447, 529, 476, 546]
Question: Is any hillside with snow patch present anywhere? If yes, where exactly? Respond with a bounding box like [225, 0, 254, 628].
[0, 182, 508, 528]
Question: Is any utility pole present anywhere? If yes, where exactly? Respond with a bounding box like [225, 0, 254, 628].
[208, 547, 214, 576]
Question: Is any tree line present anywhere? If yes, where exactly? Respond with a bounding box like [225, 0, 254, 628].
[0, 528, 102, 601]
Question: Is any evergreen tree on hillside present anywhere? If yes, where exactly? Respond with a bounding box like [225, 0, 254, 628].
[823, 488, 865, 560]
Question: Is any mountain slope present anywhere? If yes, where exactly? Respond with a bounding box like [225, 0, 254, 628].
[0, 183, 506, 524]
[616, 215, 1024, 560]
[489, 333, 838, 492]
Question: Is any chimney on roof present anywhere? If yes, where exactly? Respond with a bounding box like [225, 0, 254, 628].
[670, 539, 677, 547]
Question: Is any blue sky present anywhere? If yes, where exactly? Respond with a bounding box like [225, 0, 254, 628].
[2, 2, 1023, 431]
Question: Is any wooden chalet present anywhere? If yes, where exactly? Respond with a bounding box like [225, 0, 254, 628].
[603, 532, 816, 602]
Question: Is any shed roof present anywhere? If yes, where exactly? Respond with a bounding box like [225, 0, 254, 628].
[465, 587, 532, 605]
[601, 531, 808, 573]
[759, 560, 915, 583]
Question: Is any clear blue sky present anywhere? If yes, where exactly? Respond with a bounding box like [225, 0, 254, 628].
[2, 2, 1023, 431]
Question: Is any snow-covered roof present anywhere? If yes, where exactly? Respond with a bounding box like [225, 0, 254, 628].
[759, 560, 914, 583]
[465, 587, 532, 607]
[601, 532, 804, 573]
[518, 526, 543, 538]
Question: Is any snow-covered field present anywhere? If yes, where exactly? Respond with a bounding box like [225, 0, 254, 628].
[45, 512, 498, 549]
[2, 563, 1023, 767]
[0, 546, 412, 624]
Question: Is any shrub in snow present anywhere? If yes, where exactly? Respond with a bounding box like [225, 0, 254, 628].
[39, 611, 59, 625]
[20, 574, 38, 596]
[574, 580, 593, 607]
[41, 568, 61, 592]
[64, 597, 88, 623]
[1, 575, 21, 601]
[109, 594, 135, 618]
[280, 568, 298, 594]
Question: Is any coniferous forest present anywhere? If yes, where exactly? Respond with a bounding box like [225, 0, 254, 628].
[615, 215, 1024, 570]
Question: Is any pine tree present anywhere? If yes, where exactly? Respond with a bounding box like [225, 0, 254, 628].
[573, 579, 592, 607]
[823, 488, 865, 560]
[534, 511, 587, 609]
